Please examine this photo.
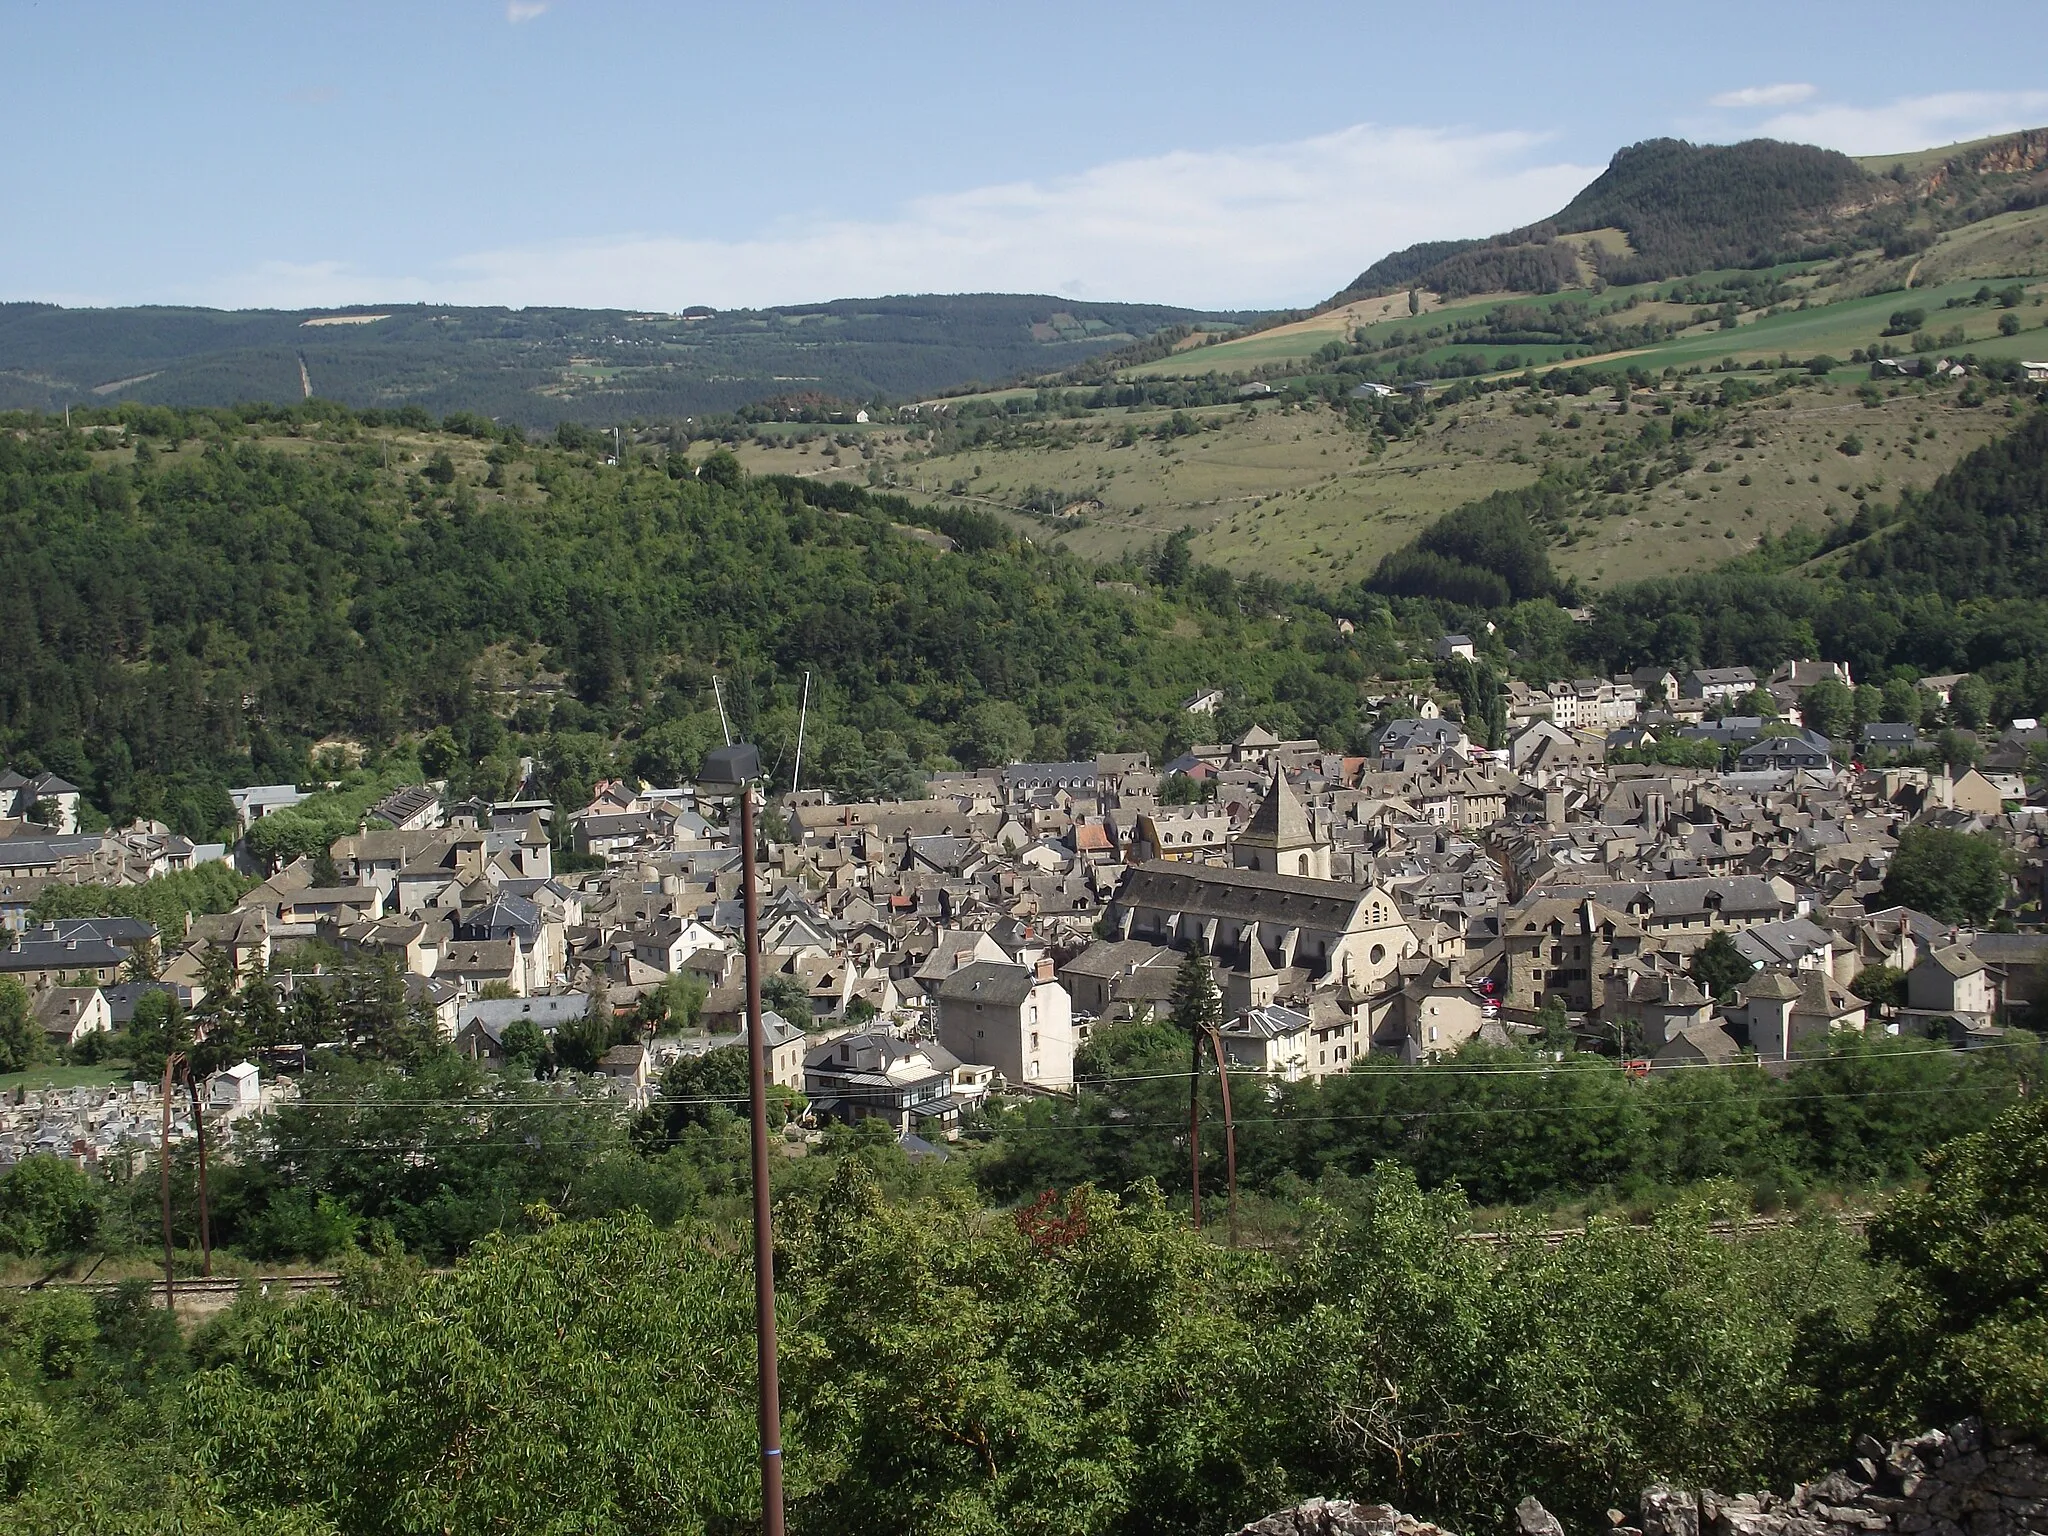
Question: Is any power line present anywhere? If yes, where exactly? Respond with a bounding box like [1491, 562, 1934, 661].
[206, 1077, 2025, 1158]
[265, 1037, 2041, 1110]
[971, 1079, 2028, 1139]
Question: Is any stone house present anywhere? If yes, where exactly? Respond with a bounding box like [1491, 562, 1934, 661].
[1906, 942, 1997, 1024]
[936, 959, 1076, 1089]
[33, 986, 111, 1047]
[1499, 896, 1649, 1014]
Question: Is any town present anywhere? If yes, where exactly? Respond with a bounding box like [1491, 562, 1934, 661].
[5, 648, 2036, 1170]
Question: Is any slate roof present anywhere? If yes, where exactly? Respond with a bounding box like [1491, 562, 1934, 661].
[1239, 773, 1313, 848]
[1116, 861, 1373, 930]
[937, 961, 1037, 1008]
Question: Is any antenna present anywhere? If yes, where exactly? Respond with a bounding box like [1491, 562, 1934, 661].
[713, 676, 733, 746]
[792, 672, 811, 797]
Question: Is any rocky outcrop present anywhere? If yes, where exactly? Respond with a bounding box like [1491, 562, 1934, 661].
[1234, 1421, 2045, 1536]
[1635, 1422, 2045, 1536]
[1232, 1501, 1457, 1536]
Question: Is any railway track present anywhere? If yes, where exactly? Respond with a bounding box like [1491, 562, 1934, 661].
[1458, 1211, 1869, 1249]
[13, 1213, 1871, 1303]
[9, 1272, 347, 1304]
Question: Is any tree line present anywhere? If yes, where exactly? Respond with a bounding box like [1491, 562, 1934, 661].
[1, 1098, 2042, 1535]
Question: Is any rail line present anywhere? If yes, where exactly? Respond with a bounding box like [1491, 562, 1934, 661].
[10, 1212, 1872, 1305]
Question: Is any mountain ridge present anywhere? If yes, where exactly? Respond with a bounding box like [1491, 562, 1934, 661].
[1338, 126, 2048, 305]
[0, 293, 1256, 429]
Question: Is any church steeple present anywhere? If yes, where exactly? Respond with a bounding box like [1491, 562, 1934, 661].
[1231, 772, 1331, 879]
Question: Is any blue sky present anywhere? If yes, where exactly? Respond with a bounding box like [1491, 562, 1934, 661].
[5, 0, 2047, 312]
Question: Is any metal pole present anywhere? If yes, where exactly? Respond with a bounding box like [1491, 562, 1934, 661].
[791, 672, 810, 799]
[186, 1071, 213, 1276]
[1187, 1020, 1203, 1229]
[158, 1053, 177, 1308]
[1204, 1023, 1239, 1248]
[739, 786, 787, 1536]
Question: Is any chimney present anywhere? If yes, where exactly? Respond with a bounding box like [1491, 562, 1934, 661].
[1035, 956, 1056, 982]
[1543, 790, 1565, 829]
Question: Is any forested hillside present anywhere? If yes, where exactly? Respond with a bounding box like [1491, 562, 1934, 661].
[0, 295, 1247, 427]
[1343, 128, 2048, 302]
[1573, 405, 2048, 703]
[0, 403, 1392, 840]
[9, 394, 2048, 843]
[1550, 137, 1874, 281]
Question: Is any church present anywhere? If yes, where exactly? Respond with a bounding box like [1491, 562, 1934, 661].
[1103, 773, 1416, 996]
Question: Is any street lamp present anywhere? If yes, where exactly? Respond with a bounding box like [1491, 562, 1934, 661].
[698, 743, 785, 1536]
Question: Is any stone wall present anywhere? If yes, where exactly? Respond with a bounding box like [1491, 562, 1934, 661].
[1637, 1421, 2045, 1536]
[1233, 1420, 2046, 1536]
[1233, 1500, 1456, 1536]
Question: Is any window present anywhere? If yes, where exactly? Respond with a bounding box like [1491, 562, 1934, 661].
[1028, 1060, 1040, 1078]
[1298, 855, 1310, 875]
[1336, 1045, 1348, 1061]
[1369, 944, 1387, 965]
[1030, 1031, 1039, 1048]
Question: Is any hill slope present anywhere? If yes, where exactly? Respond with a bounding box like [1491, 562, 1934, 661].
[1343, 128, 2048, 301]
[0, 295, 1251, 428]
[0, 402, 1396, 838]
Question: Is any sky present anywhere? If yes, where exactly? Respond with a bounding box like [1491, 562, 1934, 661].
[4, 1, 2047, 314]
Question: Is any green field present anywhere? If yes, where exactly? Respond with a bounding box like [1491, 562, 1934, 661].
[1584, 275, 2048, 371]
[1124, 205, 2048, 389]
[728, 367, 2018, 592]
[722, 185, 2048, 594]
[0, 1061, 138, 1095]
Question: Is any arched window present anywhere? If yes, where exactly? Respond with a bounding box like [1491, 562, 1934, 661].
[1298, 854, 1310, 875]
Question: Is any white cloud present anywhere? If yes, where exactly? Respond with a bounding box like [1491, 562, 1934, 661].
[506, 2, 547, 22]
[203, 122, 1598, 312]
[1759, 89, 2048, 157]
[1709, 83, 1817, 110]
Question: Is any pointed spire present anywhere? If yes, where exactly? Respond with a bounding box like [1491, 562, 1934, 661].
[1235, 922, 1276, 977]
[1242, 772, 1313, 850]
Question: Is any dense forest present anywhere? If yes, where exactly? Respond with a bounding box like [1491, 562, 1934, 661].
[1366, 481, 1570, 609]
[8, 390, 2048, 842]
[0, 402, 1398, 839]
[1342, 138, 1877, 300]
[1, 1072, 2041, 1534]
[0, 295, 1250, 427]
[1551, 138, 1875, 282]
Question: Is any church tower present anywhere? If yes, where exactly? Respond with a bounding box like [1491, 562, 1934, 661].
[1231, 772, 1330, 880]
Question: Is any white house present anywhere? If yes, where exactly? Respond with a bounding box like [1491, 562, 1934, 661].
[936, 960, 1076, 1089]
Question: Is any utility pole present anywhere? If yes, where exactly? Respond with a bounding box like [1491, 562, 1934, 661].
[1202, 1022, 1239, 1248]
[158, 1052, 181, 1307]
[185, 1071, 213, 1276]
[701, 743, 786, 1536]
[791, 672, 810, 799]
[1187, 1022, 1202, 1229]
